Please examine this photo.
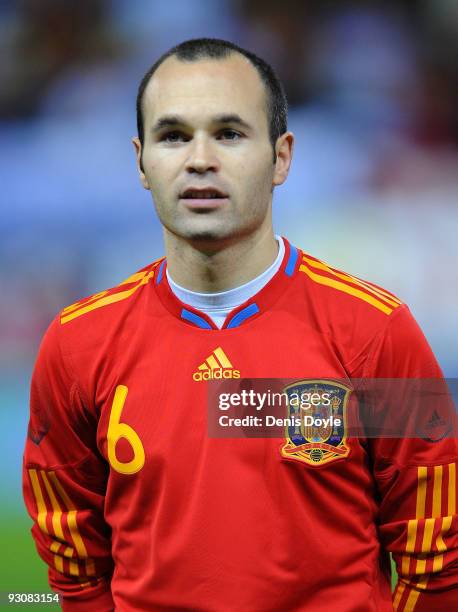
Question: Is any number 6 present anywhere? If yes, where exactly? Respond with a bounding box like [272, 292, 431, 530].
[107, 385, 145, 475]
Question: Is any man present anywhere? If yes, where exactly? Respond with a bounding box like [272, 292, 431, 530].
[23, 38, 457, 611]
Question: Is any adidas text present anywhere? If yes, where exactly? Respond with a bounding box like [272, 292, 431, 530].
[193, 368, 241, 382]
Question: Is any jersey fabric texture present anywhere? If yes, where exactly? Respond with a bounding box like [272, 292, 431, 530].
[23, 238, 458, 612]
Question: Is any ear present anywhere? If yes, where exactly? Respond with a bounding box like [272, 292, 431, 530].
[272, 131, 294, 187]
[132, 136, 150, 190]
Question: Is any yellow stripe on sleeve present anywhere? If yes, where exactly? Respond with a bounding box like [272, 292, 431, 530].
[302, 256, 402, 307]
[432, 515, 453, 573]
[415, 519, 435, 574]
[432, 465, 443, 518]
[61, 259, 162, 319]
[50, 541, 60, 553]
[118, 272, 148, 286]
[40, 471, 74, 576]
[397, 465, 451, 609]
[449, 462, 456, 516]
[48, 472, 95, 575]
[28, 469, 48, 535]
[401, 555, 410, 577]
[50, 539, 74, 559]
[416, 467, 427, 520]
[61, 271, 154, 324]
[69, 560, 79, 576]
[401, 519, 418, 575]
[53, 556, 64, 573]
[432, 462, 455, 573]
[403, 576, 428, 612]
[298, 264, 393, 314]
[417, 465, 444, 574]
[405, 520, 418, 554]
[399, 466, 431, 603]
[50, 540, 64, 571]
[435, 515, 452, 553]
[393, 582, 406, 610]
[40, 471, 65, 541]
[62, 291, 109, 315]
[413, 467, 430, 576]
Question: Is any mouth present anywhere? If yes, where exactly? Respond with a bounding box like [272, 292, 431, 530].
[179, 187, 229, 209]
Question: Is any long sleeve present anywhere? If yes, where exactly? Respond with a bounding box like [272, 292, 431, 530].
[23, 316, 114, 611]
[359, 306, 458, 610]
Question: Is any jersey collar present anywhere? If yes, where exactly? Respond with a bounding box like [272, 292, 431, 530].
[153, 237, 300, 331]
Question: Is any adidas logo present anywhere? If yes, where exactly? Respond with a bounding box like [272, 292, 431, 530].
[193, 347, 240, 382]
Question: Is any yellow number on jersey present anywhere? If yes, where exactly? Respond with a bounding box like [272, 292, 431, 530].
[107, 385, 145, 475]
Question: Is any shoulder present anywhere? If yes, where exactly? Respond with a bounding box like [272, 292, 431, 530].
[296, 249, 403, 318]
[30, 257, 165, 420]
[61, 258, 163, 322]
[293, 247, 413, 371]
[54, 257, 164, 346]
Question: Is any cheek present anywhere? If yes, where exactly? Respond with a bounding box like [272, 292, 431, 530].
[143, 145, 183, 173]
[241, 156, 274, 195]
[143, 153, 168, 176]
[230, 144, 269, 175]
[143, 155, 178, 198]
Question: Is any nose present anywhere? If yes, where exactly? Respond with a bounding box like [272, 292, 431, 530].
[185, 135, 219, 174]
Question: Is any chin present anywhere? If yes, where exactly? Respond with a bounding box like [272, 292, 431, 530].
[165, 215, 246, 247]
[178, 221, 235, 244]
[188, 228, 223, 240]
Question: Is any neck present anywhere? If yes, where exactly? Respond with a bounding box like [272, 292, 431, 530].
[164, 226, 278, 293]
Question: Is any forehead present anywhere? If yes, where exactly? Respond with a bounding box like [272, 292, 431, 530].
[142, 54, 268, 128]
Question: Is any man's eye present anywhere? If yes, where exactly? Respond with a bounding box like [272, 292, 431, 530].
[161, 131, 188, 143]
[218, 129, 242, 141]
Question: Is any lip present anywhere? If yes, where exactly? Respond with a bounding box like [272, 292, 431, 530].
[179, 186, 229, 209]
[179, 196, 229, 209]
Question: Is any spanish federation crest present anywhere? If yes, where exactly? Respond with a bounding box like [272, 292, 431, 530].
[281, 380, 351, 466]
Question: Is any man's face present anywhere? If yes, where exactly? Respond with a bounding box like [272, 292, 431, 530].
[133, 54, 291, 246]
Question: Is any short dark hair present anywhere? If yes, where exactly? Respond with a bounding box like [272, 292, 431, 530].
[136, 38, 288, 164]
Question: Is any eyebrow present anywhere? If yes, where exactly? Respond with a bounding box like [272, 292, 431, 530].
[151, 113, 252, 134]
[213, 114, 252, 130]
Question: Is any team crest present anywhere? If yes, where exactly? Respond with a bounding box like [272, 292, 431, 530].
[281, 380, 351, 466]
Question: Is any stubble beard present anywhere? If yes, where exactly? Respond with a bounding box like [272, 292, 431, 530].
[155, 186, 272, 250]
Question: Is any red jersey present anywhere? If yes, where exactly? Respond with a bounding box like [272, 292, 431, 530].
[23, 238, 458, 611]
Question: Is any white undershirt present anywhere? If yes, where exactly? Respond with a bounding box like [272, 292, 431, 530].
[167, 236, 285, 328]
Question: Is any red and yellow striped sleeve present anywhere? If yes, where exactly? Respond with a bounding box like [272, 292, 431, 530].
[26, 469, 97, 584]
[390, 462, 458, 611]
[23, 316, 114, 611]
[24, 466, 114, 610]
[360, 305, 458, 610]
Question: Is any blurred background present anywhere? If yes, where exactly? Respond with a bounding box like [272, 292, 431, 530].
[1, 0, 457, 597]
